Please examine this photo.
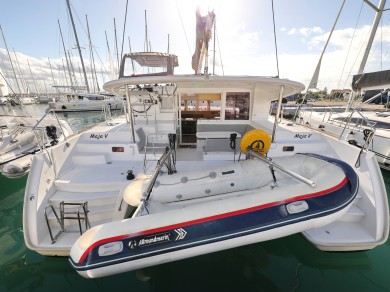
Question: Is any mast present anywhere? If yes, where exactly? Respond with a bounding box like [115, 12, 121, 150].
[358, 0, 387, 74]
[48, 58, 59, 95]
[58, 19, 75, 92]
[13, 49, 28, 93]
[144, 10, 149, 52]
[128, 36, 135, 74]
[307, 0, 346, 91]
[292, 0, 345, 120]
[39, 65, 48, 96]
[346, 0, 387, 112]
[86, 15, 100, 92]
[105, 31, 116, 80]
[27, 59, 39, 95]
[167, 34, 170, 53]
[67, 50, 77, 88]
[120, 0, 129, 61]
[61, 58, 69, 89]
[65, 0, 90, 92]
[0, 25, 22, 94]
[0, 67, 10, 97]
[114, 18, 120, 74]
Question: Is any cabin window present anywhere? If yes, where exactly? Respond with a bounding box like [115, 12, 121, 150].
[180, 93, 222, 144]
[160, 94, 174, 110]
[225, 92, 250, 120]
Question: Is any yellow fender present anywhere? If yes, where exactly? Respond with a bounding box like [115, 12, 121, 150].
[240, 129, 271, 155]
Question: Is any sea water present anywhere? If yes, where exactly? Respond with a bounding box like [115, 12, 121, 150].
[0, 172, 389, 291]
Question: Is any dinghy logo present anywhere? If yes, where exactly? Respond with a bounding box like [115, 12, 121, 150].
[128, 232, 171, 249]
[128, 228, 187, 249]
[175, 228, 187, 240]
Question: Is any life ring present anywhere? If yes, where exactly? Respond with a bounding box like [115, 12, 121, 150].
[240, 129, 271, 155]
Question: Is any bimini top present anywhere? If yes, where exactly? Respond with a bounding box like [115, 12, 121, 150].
[104, 74, 305, 102]
[119, 52, 179, 77]
[125, 52, 179, 68]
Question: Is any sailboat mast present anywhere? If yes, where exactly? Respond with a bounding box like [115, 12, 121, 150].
[65, 0, 90, 93]
[86, 15, 100, 92]
[128, 36, 135, 74]
[39, 65, 48, 96]
[114, 18, 120, 74]
[357, 0, 387, 74]
[48, 58, 59, 95]
[27, 59, 39, 95]
[0, 25, 22, 94]
[58, 20, 75, 92]
[120, 0, 129, 61]
[13, 49, 28, 93]
[345, 0, 387, 112]
[105, 31, 116, 80]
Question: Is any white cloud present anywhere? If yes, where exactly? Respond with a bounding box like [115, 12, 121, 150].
[287, 26, 323, 37]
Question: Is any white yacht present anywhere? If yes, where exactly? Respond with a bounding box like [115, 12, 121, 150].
[20, 97, 36, 105]
[48, 93, 124, 112]
[298, 71, 390, 171]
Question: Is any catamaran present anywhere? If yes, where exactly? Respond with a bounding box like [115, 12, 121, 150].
[23, 9, 388, 279]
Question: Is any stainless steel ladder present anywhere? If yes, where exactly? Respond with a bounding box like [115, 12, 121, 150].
[44, 201, 91, 244]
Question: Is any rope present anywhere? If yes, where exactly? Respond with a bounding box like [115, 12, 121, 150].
[216, 24, 225, 76]
[175, 0, 192, 58]
[337, 0, 364, 90]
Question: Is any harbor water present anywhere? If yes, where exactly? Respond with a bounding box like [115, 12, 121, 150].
[1, 104, 390, 291]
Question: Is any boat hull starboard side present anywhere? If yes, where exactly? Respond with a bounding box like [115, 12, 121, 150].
[69, 154, 358, 278]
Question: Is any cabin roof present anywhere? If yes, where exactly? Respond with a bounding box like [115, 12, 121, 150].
[104, 75, 304, 102]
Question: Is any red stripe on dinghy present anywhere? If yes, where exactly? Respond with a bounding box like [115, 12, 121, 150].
[78, 176, 349, 263]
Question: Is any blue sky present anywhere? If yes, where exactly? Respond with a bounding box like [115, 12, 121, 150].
[1, 0, 390, 94]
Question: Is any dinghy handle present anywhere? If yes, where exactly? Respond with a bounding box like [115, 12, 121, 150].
[132, 146, 176, 218]
[247, 149, 316, 188]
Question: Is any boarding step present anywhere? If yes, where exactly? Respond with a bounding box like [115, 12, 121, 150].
[304, 221, 375, 246]
[49, 190, 119, 207]
[72, 153, 109, 166]
[336, 205, 366, 223]
[354, 193, 363, 204]
[54, 165, 127, 192]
